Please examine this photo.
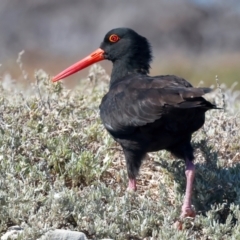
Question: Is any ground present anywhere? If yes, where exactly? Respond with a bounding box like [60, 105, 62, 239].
[0, 65, 239, 239]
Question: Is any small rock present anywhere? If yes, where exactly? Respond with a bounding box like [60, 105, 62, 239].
[39, 229, 87, 240]
[1, 226, 23, 240]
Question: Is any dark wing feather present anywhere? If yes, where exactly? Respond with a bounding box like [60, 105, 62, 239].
[100, 74, 215, 135]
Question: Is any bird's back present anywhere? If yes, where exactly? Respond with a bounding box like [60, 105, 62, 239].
[100, 74, 215, 152]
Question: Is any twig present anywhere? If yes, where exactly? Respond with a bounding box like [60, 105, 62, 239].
[34, 72, 44, 107]
[215, 75, 225, 111]
[16, 50, 28, 81]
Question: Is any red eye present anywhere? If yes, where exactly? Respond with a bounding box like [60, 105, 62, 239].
[109, 34, 120, 43]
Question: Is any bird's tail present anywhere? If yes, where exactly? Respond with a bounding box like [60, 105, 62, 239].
[179, 87, 220, 110]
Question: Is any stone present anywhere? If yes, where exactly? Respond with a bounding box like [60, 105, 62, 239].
[1, 226, 23, 240]
[39, 229, 88, 240]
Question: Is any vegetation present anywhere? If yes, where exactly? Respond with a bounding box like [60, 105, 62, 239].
[0, 64, 239, 239]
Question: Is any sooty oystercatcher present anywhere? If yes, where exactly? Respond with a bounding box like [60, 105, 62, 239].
[52, 28, 217, 223]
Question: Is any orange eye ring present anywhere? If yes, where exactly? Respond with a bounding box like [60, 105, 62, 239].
[109, 34, 120, 43]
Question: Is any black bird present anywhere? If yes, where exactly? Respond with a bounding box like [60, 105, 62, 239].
[52, 28, 216, 220]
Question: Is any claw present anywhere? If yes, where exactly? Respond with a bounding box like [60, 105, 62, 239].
[174, 207, 196, 230]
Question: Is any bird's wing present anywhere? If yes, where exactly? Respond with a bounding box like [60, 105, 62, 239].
[100, 75, 214, 134]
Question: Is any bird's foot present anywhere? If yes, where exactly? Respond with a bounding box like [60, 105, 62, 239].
[127, 178, 137, 192]
[180, 206, 196, 219]
[174, 206, 196, 230]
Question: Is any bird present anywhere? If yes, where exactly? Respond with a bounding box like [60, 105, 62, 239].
[52, 28, 216, 222]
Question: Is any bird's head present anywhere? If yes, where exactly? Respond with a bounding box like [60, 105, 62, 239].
[52, 28, 152, 82]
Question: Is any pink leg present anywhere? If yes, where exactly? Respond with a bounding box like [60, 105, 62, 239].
[127, 178, 137, 191]
[180, 159, 196, 218]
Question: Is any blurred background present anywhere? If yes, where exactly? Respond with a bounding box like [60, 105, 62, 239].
[0, 0, 239, 88]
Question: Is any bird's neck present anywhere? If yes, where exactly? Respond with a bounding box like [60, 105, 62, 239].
[110, 59, 149, 87]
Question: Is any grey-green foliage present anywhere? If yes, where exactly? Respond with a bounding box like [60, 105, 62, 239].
[0, 66, 239, 239]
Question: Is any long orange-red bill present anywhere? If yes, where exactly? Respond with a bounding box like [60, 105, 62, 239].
[52, 48, 105, 82]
